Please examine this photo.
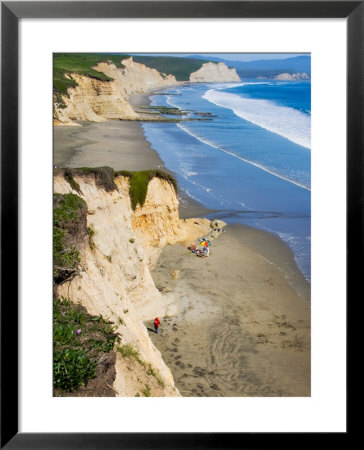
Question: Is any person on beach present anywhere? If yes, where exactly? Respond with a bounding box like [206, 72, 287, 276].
[154, 317, 160, 333]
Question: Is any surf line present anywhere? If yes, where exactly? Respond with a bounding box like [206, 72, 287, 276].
[203, 89, 311, 150]
[177, 123, 311, 192]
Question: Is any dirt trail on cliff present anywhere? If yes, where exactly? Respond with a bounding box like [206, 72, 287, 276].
[149, 225, 310, 397]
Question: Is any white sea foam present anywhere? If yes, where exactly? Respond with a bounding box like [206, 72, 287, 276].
[177, 123, 310, 191]
[203, 89, 311, 149]
[166, 96, 179, 109]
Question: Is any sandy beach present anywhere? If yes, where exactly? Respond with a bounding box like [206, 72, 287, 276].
[54, 106, 212, 219]
[148, 225, 310, 397]
[54, 120, 165, 171]
[54, 94, 311, 397]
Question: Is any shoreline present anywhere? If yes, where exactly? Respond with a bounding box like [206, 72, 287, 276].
[53, 91, 310, 293]
[53, 92, 311, 397]
[131, 89, 310, 396]
[53, 88, 214, 218]
[53, 89, 309, 296]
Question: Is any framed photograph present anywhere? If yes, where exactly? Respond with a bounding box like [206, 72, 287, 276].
[1, 1, 357, 447]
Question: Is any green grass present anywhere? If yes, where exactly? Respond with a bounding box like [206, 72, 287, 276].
[116, 169, 177, 210]
[53, 227, 80, 279]
[146, 366, 165, 387]
[64, 170, 81, 193]
[53, 193, 87, 283]
[73, 167, 118, 192]
[87, 226, 95, 251]
[53, 297, 119, 393]
[141, 385, 151, 397]
[117, 344, 145, 367]
[53, 53, 130, 104]
[53, 192, 86, 226]
[132, 55, 208, 81]
[56, 167, 178, 211]
[117, 344, 165, 388]
[58, 167, 177, 210]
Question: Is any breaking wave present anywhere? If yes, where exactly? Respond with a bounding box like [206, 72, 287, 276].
[203, 89, 311, 149]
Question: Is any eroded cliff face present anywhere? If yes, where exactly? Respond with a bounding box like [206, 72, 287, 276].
[54, 57, 178, 125]
[53, 173, 212, 396]
[274, 72, 310, 81]
[54, 57, 241, 125]
[189, 62, 240, 83]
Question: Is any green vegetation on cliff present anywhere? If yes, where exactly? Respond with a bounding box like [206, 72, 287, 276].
[53, 297, 119, 394]
[53, 193, 87, 284]
[117, 169, 178, 210]
[132, 55, 207, 81]
[53, 53, 130, 102]
[58, 167, 178, 211]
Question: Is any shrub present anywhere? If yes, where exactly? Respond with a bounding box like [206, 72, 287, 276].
[53, 193, 86, 284]
[75, 167, 117, 192]
[53, 348, 97, 392]
[53, 193, 86, 227]
[53, 297, 119, 393]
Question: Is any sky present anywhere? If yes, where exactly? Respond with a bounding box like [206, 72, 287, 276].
[131, 53, 307, 62]
[197, 53, 307, 61]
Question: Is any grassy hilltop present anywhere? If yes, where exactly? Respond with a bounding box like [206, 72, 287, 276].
[131, 55, 207, 81]
[54, 53, 209, 100]
[53, 53, 130, 98]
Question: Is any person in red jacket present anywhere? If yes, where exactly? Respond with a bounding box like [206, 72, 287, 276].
[154, 317, 160, 334]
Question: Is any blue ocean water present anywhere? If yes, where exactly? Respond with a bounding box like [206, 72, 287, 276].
[142, 81, 311, 281]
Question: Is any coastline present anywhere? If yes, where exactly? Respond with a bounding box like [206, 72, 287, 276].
[54, 87, 310, 299]
[53, 88, 213, 218]
[130, 90, 310, 396]
[53, 91, 311, 397]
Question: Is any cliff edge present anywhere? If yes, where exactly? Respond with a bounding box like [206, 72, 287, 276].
[53, 168, 216, 396]
[54, 57, 177, 125]
[54, 57, 241, 126]
[190, 62, 240, 83]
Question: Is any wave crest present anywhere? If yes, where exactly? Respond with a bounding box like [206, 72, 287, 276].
[203, 89, 311, 149]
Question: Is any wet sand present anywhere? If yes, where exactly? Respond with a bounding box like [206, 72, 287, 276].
[54, 114, 212, 218]
[54, 120, 165, 171]
[54, 95, 311, 397]
[148, 224, 310, 397]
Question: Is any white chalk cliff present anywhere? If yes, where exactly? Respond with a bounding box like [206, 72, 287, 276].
[54, 57, 177, 125]
[54, 57, 241, 125]
[54, 172, 213, 396]
[274, 72, 310, 81]
[189, 62, 240, 83]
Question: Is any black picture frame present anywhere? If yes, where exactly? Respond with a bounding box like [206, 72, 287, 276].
[1, 1, 357, 448]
